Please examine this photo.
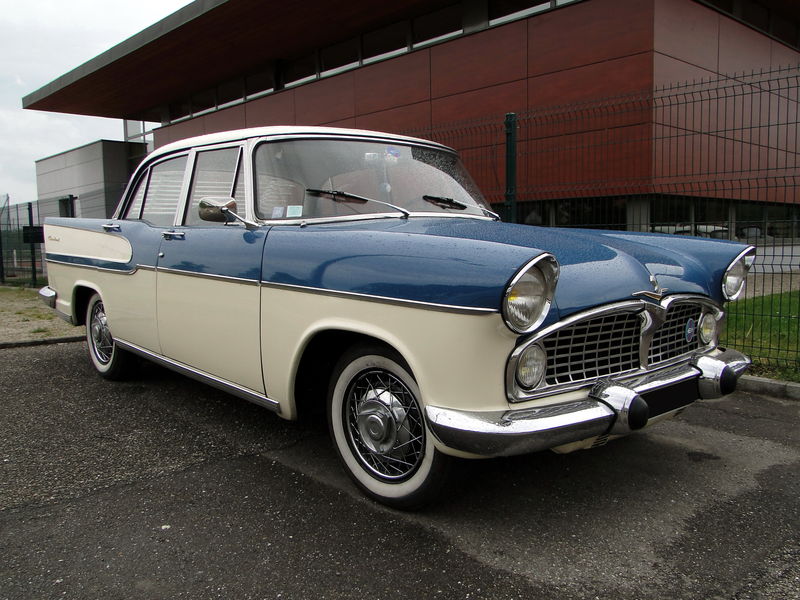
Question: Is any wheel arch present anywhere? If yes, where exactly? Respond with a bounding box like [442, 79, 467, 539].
[72, 284, 101, 326]
[292, 329, 412, 421]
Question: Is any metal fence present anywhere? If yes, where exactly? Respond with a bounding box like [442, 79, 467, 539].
[0, 195, 45, 287]
[408, 66, 800, 367]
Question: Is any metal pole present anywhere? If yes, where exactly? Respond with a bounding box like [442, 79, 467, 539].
[28, 202, 36, 287]
[504, 112, 518, 224]
[0, 202, 5, 284]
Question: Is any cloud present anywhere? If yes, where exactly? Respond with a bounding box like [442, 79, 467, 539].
[0, 0, 193, 203]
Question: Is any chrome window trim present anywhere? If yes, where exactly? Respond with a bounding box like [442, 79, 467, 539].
[115, 339, 280, 414]
[260, 280, 498, 315]
[506, 294, 724, 402]
[259, 212, 496, 227]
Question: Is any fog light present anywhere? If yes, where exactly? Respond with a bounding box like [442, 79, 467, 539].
[516, 344, 546, 389]
[699, 312, 717, 345]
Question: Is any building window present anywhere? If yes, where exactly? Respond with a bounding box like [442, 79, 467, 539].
[363, 21, 409, 64]
[321, 38, 360, 77]
[283, 54, 317, 88]
[489, 1, 551, 26]
[246, 67, 275, 99]
[412, 5, 463, 48]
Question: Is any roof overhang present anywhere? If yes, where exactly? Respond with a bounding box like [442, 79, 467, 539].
[22, 0, 452, 121]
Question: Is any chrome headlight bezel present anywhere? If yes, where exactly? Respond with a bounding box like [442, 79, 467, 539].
[502, 254, 559, 335]
[722, 246, 756, 301]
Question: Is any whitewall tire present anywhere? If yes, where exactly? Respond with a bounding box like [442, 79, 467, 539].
[85, 293, 133, 380]
[328, 344, 450, 509]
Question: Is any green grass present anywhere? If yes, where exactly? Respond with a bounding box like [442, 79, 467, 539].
[721, 290, 799, 379]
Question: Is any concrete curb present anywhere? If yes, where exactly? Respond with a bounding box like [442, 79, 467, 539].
[738, 374, 800, 401]
[0, 336, 84, 350]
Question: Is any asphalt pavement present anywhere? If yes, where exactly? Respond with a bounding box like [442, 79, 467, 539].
[1, 342, 798, 600]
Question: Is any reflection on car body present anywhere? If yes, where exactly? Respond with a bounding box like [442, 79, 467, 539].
[40, 126, 754, 508]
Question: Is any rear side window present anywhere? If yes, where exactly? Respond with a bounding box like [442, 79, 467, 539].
[136, 155, 188, 226]
[184, 147, 241, 226]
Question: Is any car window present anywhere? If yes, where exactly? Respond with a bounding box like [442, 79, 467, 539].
[253, 139, 489, 220]
[184, 147, 240, 226]
[140, 155, 188, 227]
[123, 173, 148, 219]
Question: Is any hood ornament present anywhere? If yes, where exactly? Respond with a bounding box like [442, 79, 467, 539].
[633, 275, 669, 301]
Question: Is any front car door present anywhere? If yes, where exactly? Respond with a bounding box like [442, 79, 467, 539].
[155, 145, 268, 395]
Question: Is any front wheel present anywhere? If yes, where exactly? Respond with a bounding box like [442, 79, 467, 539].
[328, 344, 451, 509]
[85, 293, 133, 380]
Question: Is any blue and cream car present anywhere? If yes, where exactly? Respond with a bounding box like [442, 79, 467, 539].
[40, 126, 754, 508]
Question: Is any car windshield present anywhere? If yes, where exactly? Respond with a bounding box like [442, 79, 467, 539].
[253, 138, 492, 220]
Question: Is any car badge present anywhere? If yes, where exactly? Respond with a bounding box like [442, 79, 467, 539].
[685, 318, 697, 343]
[632, 275, 669, 301]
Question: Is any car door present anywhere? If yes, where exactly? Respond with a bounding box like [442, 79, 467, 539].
[156, 145, 268, 394]
[103, 153, 190, 354]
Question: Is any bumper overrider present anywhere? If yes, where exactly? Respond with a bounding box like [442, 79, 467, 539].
[426, 348, 750, 457]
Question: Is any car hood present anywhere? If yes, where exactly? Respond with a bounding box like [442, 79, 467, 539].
[262, 217, 749, 323]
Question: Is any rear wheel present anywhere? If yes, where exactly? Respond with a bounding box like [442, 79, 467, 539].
[85, 293, 133, 380]
[328, 344, 450, 509]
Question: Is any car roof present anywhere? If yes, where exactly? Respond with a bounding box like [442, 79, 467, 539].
[151, 125, 453, 161]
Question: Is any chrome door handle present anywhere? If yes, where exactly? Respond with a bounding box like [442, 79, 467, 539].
[102, 223, 121, 232]
[162, 230, 185, 240]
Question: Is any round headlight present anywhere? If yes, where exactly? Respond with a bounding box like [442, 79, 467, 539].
[722, 248, 755, 301]
[516, 344, 547, 389]
[698, 312, 717, 345]
[723, 260, 746, 299]
[503, 255, 558, 334]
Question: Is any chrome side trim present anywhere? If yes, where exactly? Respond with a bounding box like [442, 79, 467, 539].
[156, 266, 260, 286]
[260, 280, 499, 314]
[115, 339, 281, 414]
[45, 257, 145, 275]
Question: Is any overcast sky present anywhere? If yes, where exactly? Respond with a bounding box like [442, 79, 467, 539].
[0, 0, 194, 205]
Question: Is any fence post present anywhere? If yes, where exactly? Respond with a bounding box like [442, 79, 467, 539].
[0, 217, 4, 285]
[28, 202, 36, 287]
[504, 112, 517, 223]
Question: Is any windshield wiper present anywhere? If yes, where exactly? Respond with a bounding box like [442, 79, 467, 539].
[423, 195, 500, 220]
[423, 195, 468, 210]
[306, 188, 409, 218]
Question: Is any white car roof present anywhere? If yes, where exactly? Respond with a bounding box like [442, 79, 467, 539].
[151, 125, 452, 161]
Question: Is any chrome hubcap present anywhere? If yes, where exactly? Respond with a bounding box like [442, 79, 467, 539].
[90, 302, 113, 364]
[345, 369, 425, 481]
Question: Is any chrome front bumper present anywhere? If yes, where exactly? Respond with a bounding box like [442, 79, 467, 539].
[426, 348, 750, 457]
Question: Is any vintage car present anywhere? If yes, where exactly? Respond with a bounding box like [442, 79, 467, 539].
[40, 126, 754, 508]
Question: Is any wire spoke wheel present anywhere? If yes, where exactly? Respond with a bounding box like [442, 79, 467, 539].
[89, 300, 114, 364]
[344, 368, 425, 481]
[328, 344, 451, 509]
[85, 293, 133, 380]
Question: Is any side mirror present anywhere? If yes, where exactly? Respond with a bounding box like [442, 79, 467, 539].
[198, 197, 260, 230]
[199, 197, 238, 223]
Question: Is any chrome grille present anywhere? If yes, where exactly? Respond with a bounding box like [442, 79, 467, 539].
[649, 302, 703, 364]
[541, 312, 641, 386]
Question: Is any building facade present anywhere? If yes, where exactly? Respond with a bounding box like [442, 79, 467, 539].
[23, 0, 800, 232]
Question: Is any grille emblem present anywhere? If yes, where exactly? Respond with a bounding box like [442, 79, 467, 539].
[685, 318, 697, 343]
